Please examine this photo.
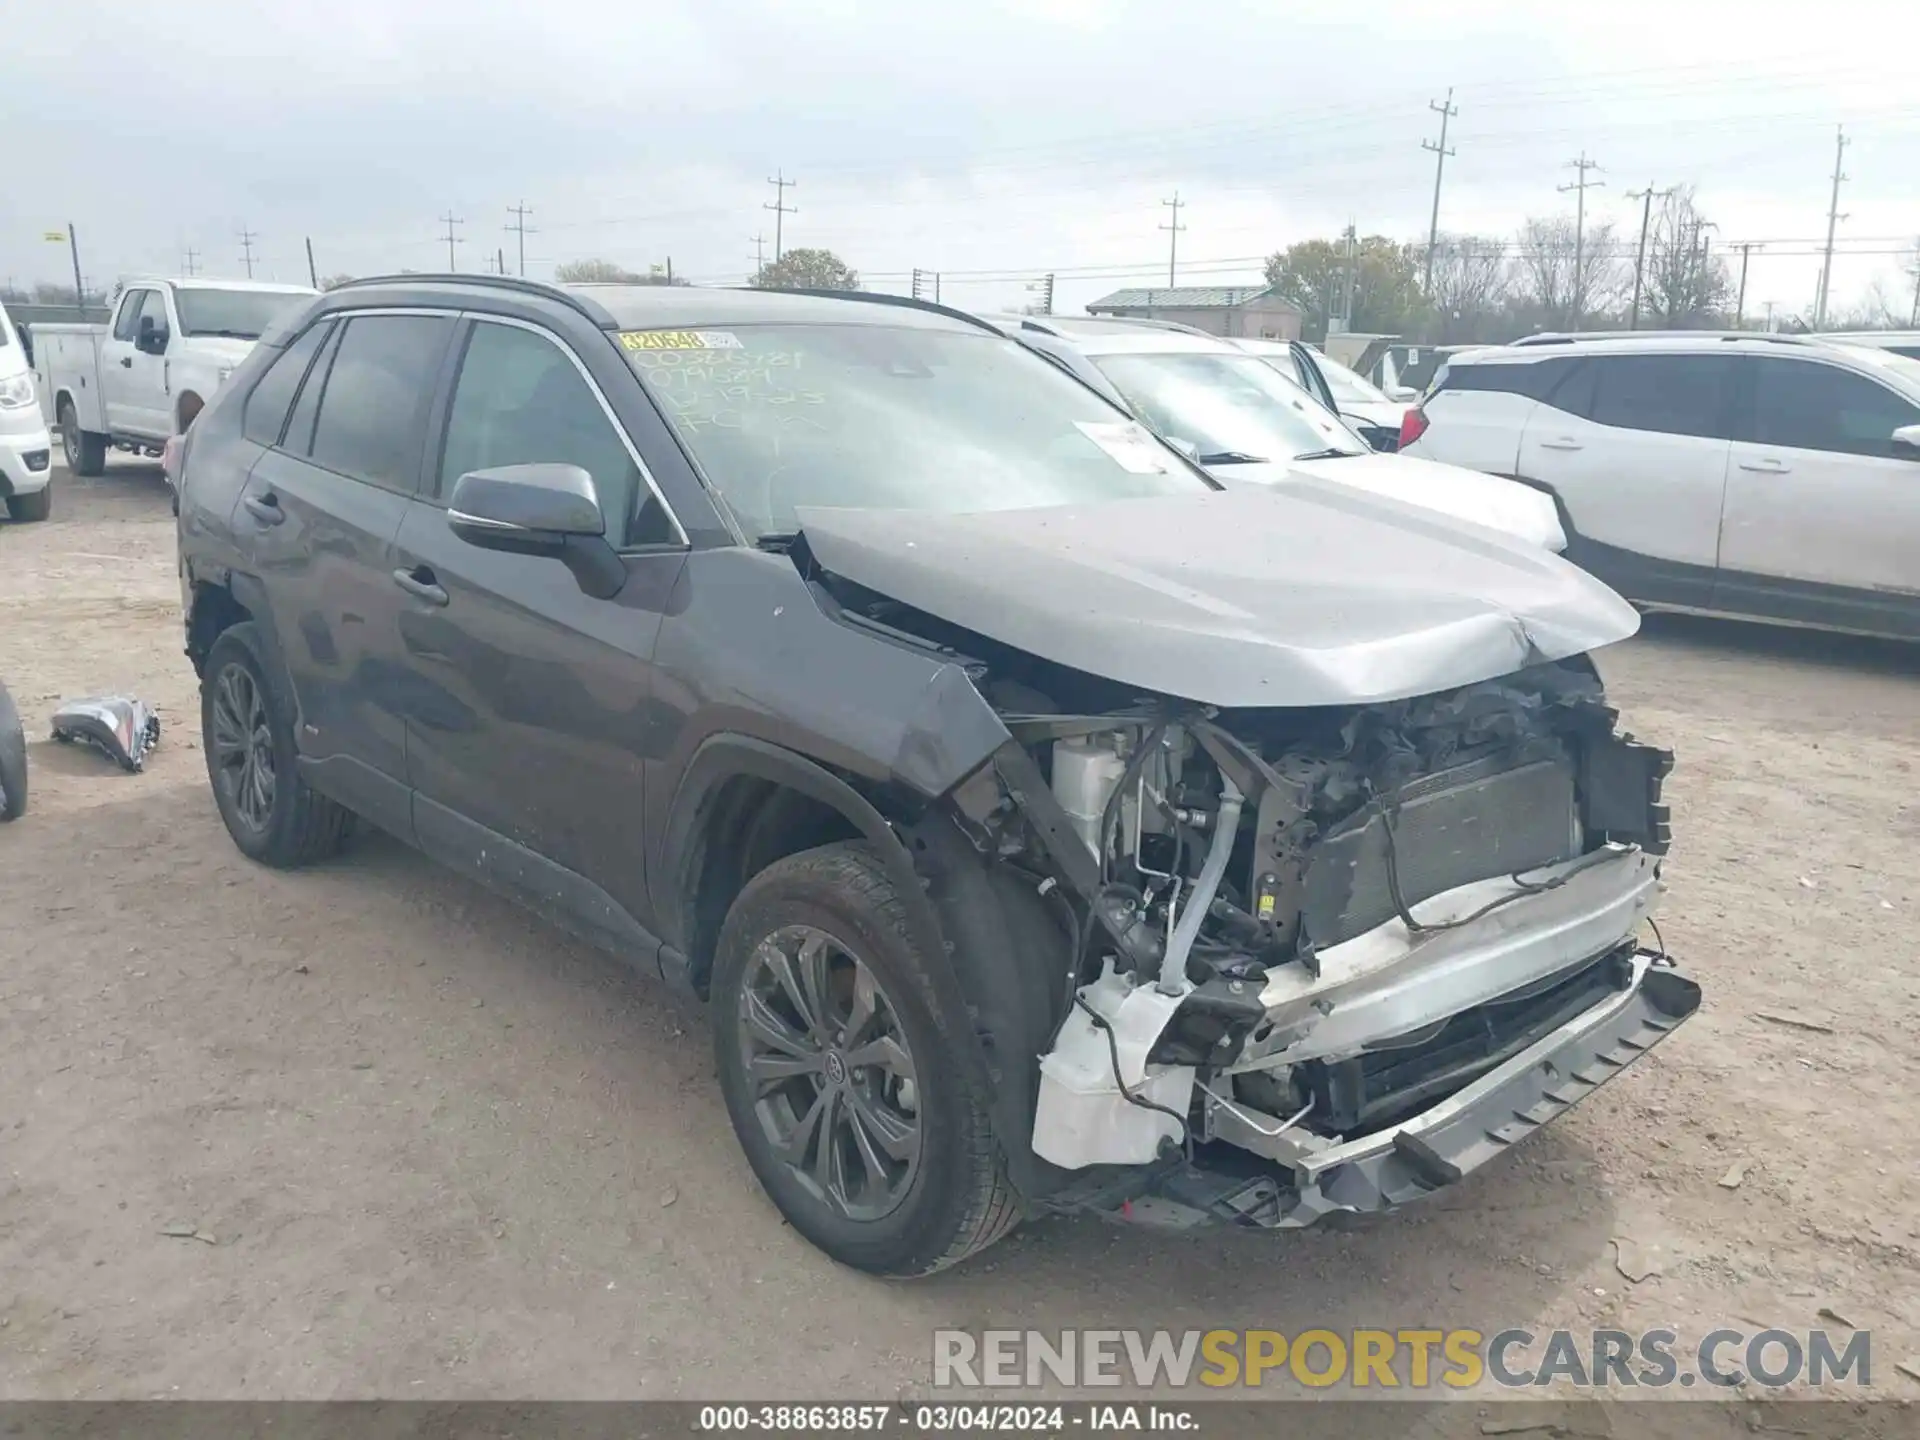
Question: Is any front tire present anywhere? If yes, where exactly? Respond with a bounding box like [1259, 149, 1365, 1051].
[57, 400, 107, 478]
[0, 678, 26, 820]
[6, 486, 50, 523]
[201, 622, 353, 867]
[711, 841, 1020, 1276]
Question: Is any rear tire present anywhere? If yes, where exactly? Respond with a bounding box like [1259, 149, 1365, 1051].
[201, 622, 354, 867]
[57, 400, 107, 478]
[6, 486, 50, 522]
[711, 840, 1020, 1277]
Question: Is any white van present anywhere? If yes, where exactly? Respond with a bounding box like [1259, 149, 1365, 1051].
[0, 297, 56, 522]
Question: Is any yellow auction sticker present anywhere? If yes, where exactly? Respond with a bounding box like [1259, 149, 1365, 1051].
[617, 330, 743, 352]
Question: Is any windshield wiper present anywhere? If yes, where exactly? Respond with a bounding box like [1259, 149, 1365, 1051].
[1195, 449, 1266, 465]
[1292, 447, 1362, 461]
[187, 329, 261, 340]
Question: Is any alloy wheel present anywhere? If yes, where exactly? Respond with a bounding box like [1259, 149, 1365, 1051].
[209, 662, 275, 834]
[737, 924, 923, 1222]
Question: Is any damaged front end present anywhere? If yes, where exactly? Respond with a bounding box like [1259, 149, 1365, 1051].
[934, 653, 1697, 1231]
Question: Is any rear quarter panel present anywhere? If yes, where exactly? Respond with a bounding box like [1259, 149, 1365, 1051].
[1403, 389, 1533, 476]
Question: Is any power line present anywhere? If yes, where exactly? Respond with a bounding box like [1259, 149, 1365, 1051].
[505, 202, 535, 278]
[1814, 125, 1849, 329]
[1558, 152, 1605, 326]
[1422, 87, 1458, 294]
[1159, 192, 1186, 285]
[237, 225, 258, 279]
[439, 211, 465, 272]
[764, 171, 797, 262]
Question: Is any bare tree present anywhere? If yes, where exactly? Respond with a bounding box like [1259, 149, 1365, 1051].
[1514, 217, 1625, 330]
[1642, 188, 1732, 328]
[1425, 233, 1513, 342]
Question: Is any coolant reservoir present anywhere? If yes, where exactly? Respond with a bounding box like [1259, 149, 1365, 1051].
[1051, 734, 1129, 855]
[1033, 961, 1196, 1169]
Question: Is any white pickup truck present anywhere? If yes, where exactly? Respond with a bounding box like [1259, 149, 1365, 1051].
[33, 277, 315, 480]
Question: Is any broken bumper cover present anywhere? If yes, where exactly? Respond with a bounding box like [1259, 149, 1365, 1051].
[1060, 953, 1699, 1230]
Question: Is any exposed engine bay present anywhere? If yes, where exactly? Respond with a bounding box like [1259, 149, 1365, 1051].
[804, 543, 1696, 1229]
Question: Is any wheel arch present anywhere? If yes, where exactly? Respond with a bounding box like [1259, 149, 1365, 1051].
[658, 732, 1072, 1203]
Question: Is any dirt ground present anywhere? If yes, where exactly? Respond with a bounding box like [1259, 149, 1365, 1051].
[2, 460, 1917, 1412]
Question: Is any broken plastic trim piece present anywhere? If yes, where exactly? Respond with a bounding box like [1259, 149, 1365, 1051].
[50, 696, 161, 774]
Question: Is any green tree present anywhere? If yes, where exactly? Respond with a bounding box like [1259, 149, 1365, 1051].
[753, 248, 859, 291]
[1263, 235, 1422, 342]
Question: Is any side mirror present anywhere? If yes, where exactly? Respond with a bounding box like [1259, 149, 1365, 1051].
[1385, 385, 1418, 402]
[1893, 423, 1920, 460]
[136, 315, 168, 354]
[446, 463, 625, 599]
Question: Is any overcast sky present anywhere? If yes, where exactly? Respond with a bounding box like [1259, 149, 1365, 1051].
[4, 0, 1917, 321]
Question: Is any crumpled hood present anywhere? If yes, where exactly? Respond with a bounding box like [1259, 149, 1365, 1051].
[795, 481, 1638, 709]
[1210, 453, 1567, 551]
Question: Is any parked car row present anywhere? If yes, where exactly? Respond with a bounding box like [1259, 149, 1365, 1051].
[173, 274, 1693, 1276]
[1401, 330, 1920, 639]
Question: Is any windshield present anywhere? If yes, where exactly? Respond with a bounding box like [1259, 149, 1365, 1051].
[1091, 351, 1368, 463]
[1313, 351, 1393, 406]
[621, 324, 1212, 539]
[173, 288, 313, 340]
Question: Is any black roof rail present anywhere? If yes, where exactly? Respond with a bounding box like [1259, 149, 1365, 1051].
[745, 287, 1009, 337]
[1511, 328, 1816, 348]
[328, 272, 618, 327]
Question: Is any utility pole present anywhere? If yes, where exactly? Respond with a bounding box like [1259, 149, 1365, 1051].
[1422, 88, 1458, 294]
[1814, 125, 1849, 330]
[764, 171, 797, 262]
[237, 225, 258, 279]
[182, 246, 200, 277]
[505, 202, 535, 278]
[1624, 184, 1672, 329]
[304, 237, 318, 288]
[1160, 192, 1186, 286]
[1558, 153, 1604, 328]
[1032, 272, 1055, 315]
[66, 223, 86, 313]
[1762, 300, 1777, 332]
[910, 268, 925, 300]
[1338, 223, 1358, 334]
[1733, 242, 1763, 327]
[439, 211, 465, 272]
[748, 233, 766, 279]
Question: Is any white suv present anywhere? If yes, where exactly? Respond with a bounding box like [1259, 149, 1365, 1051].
[1401, 333, 1920, 639]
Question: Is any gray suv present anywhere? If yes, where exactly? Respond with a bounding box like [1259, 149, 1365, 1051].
[175, 276, 1696, 1276]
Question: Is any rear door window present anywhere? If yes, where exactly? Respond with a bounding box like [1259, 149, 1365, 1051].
[306, 314, 454, 492]
[111, 292, 152, 342]
[1747, 358, 1920, 457]
[1586, 354, 1735, 439]
[242, 321, 333, 447]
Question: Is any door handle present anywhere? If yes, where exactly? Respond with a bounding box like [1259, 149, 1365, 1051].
[119, 356, 133, 368]
[392, 567, 449, 606]
[1738, 457, 1789, 473]
[1537, 436, 1583, 451]
[241, 493, 283, 525]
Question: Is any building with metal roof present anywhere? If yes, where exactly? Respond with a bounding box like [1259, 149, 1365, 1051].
[1085, 285, 1301, 340]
